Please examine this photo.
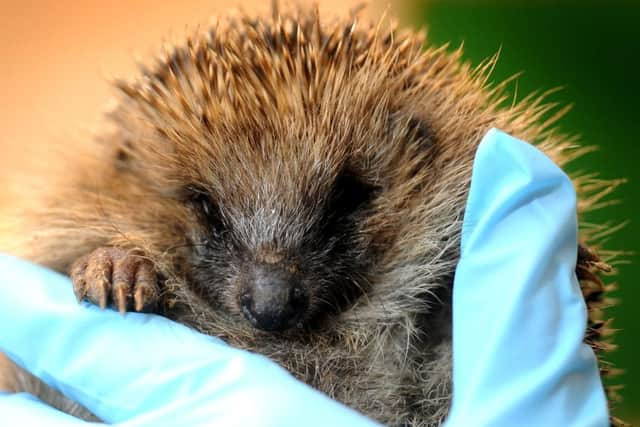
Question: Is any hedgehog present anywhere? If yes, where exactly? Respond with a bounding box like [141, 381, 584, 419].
[0, 5, 621, 426]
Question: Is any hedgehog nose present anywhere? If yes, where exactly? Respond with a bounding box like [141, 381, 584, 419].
[240, 264, 307, 332]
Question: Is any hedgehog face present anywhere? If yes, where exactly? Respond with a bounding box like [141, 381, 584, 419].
[107, 13, 439, 333]
[183, 162, 380, 332]
[111, 83, 434, 333]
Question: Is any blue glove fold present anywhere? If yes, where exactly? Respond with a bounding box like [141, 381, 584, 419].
[0, 128, 609, 426]
[445, 128, 608, 426]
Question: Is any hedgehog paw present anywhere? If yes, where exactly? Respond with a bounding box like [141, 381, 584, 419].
[69, 247, 159, 313]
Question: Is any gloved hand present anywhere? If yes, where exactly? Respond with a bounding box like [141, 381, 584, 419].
[0, 128, 609, 426]
[0, 261, 379, 427]
[444, 128, 609, 426]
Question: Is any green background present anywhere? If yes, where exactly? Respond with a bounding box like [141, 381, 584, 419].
[408, 1, 639, 422]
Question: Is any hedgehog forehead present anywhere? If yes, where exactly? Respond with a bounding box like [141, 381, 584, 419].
[198, 155, 336, 253]
[192, 131, 349, 208]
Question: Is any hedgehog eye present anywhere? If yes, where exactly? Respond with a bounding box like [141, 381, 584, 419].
[198, 194, 213, 217]
[188, 188, 227, 235]
[192, 192, 215, 219]
[329, 170, 379, 218]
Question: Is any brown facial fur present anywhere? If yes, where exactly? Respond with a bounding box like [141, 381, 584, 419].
[0, 6, 620, 426]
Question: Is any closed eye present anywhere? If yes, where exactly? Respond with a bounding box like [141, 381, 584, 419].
[322, 170, 380, 233]
[187, 186, 227, 236]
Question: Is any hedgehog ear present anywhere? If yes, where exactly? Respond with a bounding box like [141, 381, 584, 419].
[387, 113, 434, 153]
[405, 116, 434, 152]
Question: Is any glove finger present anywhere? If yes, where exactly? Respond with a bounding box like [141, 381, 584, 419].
[0, 392, 92, 426]
[446, 128, 608, 426]
[0, 255, 244, 422]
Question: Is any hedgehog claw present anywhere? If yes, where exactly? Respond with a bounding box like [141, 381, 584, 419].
[69, 247, 159, 313]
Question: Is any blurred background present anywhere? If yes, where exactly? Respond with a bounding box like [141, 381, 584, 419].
[1, 0, 638, 422]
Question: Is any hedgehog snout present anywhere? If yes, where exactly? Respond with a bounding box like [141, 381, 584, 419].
[240, 263, 308, 332]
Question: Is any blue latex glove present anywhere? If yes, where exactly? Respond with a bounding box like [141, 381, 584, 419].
[0, 261, 379, 427]
[0, 128, 608, 426]
[445, 128, 608, 426]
